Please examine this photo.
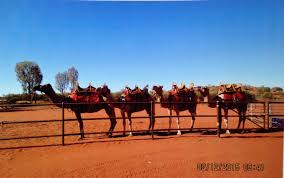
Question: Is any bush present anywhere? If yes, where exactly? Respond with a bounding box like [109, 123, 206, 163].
[261, 92, 272, 99]
[257, 86, 271, 93]
[2, 93, 50, 104]
[272, 87, 283, 92]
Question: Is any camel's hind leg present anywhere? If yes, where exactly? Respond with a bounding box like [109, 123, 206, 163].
[237, 108, 246, 133]
[189, 103, 197, 132]
[237, 113, 242, 129]
[121, 110, 126, 136]
[75, 111, 84, 139]
[189, 112, 196, 132]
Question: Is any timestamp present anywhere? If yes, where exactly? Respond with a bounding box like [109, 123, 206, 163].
[243, 163, 264, 171]
[197, 162, 264, 172]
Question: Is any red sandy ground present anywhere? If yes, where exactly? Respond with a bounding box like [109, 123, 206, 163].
[0, 104, 283, 178]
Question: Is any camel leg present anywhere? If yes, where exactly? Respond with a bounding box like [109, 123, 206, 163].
[105, 107, 117, 137]
[241, 111, 246, 133]
[151, 114, 155, 133]
[127, 112, 133, 136]
[176, 111, 182, 135]
[190, 112, 196, 131]
[223, 109, 230, 134]
[147, 113, 155, 134]
[146, 104, 155, 135]
[147, 113, 152, 133]
[237, 109, 245, 133]
[168, 109, 172, 134]
[75, 111, 84, 139]
[237, 113, 242, 129]
[121, 110, 126, 136]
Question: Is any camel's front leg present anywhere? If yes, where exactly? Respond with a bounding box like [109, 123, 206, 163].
[75, 111, 84, 139]
[127, 112, 133, 136]
[105, 107, 117, 138]
[176, 111, 182, 135]
[242, 111, 246, 133]
[223, 109, 230, 134]
[168, 109, 172, 134]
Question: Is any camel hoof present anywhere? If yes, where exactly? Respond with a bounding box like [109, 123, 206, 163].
[225, 130, 231, 134]
[177, 131, 182, 135]
[78, 137, 84, 141]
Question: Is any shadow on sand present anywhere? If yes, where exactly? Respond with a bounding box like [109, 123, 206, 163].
[0, 128, 282, 150]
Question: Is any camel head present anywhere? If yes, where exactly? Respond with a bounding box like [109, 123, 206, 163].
[198, 87, 209, 97]
[99, 84, 111, 97]
[33, 84, 53, 94]
[152, 85, 163, 102]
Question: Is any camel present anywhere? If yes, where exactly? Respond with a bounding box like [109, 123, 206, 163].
[152, 85, 198, 135]
[198, 86, 251, 134]
[33, 84, 117, 139]
[100, 85, 155, 136]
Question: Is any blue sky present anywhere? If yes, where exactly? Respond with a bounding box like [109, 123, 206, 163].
[0, 0, 283, 95]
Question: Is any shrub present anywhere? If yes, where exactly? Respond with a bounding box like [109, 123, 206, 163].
[272, 87, 283, 92]
[262, 92, 272, 99]
[2, 93, 49, 104]
[257, 86, 271, 93]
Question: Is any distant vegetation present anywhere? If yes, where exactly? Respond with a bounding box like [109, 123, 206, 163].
[207, 85, 284, 100]
[1, 84, 283, 104]
[1, 94, 49, 104]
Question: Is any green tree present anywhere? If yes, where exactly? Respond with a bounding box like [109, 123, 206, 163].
[55, 72, 69, 94]
[15, 61, 43, 94]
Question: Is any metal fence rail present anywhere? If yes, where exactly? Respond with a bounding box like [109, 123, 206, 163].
[0, 101, 283, 146]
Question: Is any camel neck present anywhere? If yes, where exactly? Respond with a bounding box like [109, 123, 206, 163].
[160, 93, 167, 102]
[45, 87, 64, 104]
[106, 93, 114, 102]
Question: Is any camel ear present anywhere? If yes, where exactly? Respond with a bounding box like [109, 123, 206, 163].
[161, 85, 163, 88]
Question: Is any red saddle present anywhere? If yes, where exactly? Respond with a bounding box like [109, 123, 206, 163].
[223, 92, 246, 101]
[71, 91, 101, 103]
[223, 93, 235, 101]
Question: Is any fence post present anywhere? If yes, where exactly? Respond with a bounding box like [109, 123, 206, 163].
[216, 101, 222, 137]
[265, 101, 270, 130]
[151, 101, 154, 139]
[62, 102, 65, 146]
[261, 102, 265, 129]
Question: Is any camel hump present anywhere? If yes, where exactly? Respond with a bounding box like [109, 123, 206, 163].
[76, 84, 96, 92]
